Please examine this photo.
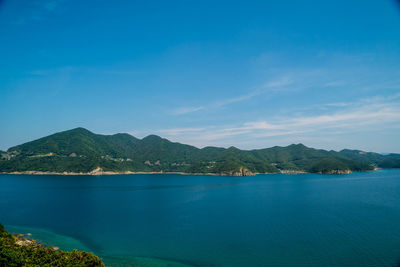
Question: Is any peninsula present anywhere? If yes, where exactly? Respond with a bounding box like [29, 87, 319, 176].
[1, 128, 399, 176]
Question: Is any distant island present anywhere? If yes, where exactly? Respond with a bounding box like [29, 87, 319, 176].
[0, 127, 399, 176]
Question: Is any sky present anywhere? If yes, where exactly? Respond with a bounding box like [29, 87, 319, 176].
[0, 0, 400, 153]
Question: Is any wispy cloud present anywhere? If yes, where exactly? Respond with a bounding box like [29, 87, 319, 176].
[158, 94, 400, 149]
[172, 76, 293, 115]
[157, 127, 206, 136]
[172, 106, 205, 115]
[212, 77, 293, 107]
[171, 60, 400, 117]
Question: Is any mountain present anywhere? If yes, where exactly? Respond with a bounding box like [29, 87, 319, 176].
[0, 128, 398, 175]
[338, 149, 400, 168]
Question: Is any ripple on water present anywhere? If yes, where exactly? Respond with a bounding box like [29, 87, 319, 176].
[5, 225, 194, 267]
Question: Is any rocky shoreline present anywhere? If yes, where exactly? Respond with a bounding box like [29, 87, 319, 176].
[0, 167, 362, 176]
[13, 232, 61, 250]
[1, 170, 252, 176]
[0, 223, 104, 266]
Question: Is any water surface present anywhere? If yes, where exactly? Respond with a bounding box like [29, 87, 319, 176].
[1, 170, 400, 266]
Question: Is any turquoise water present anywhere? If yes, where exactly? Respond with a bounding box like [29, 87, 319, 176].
[1, 170, 400, 266]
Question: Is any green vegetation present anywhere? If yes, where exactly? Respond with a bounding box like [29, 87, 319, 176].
[309, 156, 373, 174]
[339, 149, 400, 169]
[0, 223, 104, 267]
[0, 128, 398, 175]
[379, 154, 400, 168]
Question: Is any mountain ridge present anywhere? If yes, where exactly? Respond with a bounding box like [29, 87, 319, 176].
[1, 127, 399, 175]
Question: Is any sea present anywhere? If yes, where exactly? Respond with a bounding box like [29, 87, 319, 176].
[1, 169, 400, 266]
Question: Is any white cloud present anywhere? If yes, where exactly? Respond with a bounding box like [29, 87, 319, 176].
[157, 127, 206, 136]
[262, 76, 293, 89]
[170, 60, 399, 117]
[242, 121, 283, 130]
[172, 76, 293, 115]
[172, 106, 205, 115]
[157, 94, 400, 149]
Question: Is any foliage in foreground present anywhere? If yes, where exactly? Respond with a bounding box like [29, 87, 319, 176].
[0, 223, 104, 267]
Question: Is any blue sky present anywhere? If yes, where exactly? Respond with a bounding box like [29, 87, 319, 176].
[1, 0, 400, 152]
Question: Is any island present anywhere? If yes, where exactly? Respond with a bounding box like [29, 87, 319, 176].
[0, 128, 399, 176]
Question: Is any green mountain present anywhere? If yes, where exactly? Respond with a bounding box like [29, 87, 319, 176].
[338, 149, 400, 168]
[0, 127, 398, 175]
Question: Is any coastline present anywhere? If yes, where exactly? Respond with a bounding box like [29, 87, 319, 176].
[0, 169, 371, 176]
[0, 170, 253, 176]
[5, 224, 192, 267]
[0, 223, 104, 266]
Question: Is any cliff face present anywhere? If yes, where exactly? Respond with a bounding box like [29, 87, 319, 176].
[89, 167, 104, 175]
[220, 167, 255, 176]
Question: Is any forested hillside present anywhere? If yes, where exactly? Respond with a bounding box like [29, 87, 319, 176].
[1, 128, 398, 175]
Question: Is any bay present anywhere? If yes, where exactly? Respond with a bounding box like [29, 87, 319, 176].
[1, 170, 400, 266]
